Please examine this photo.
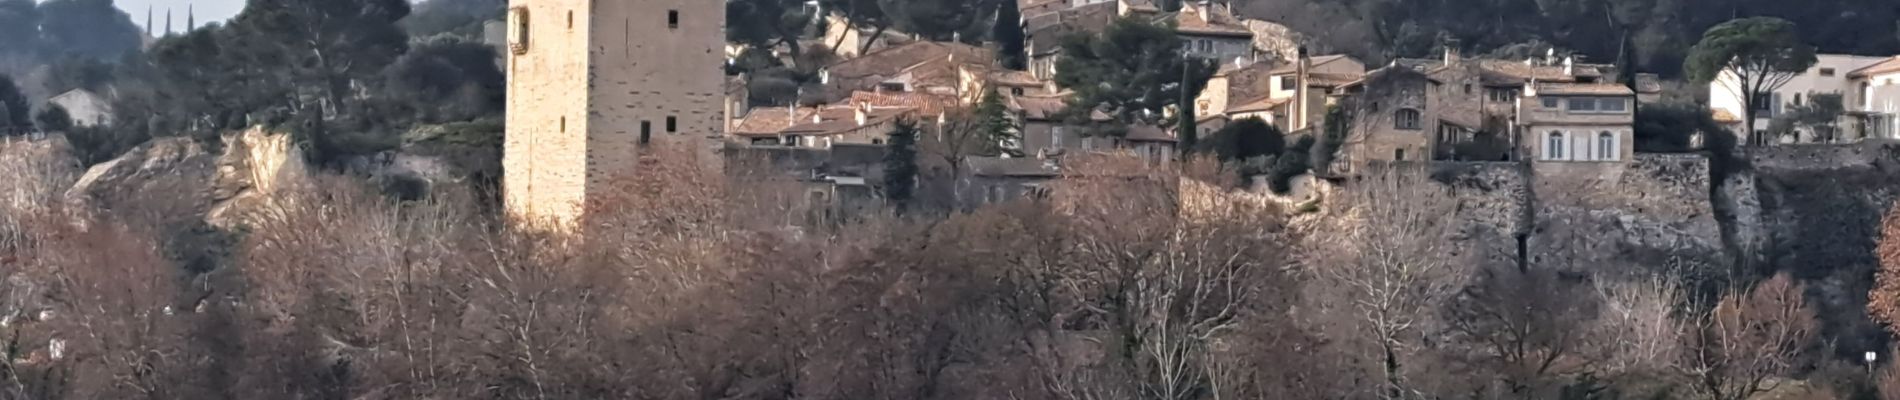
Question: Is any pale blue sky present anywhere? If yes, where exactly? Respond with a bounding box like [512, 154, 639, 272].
[107, 0, 246, 35]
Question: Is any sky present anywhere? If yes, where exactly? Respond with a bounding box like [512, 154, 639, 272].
[106, 0, 246, 35]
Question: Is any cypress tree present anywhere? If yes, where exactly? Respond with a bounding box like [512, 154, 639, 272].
[992, 0, 1027, 70]
[883, 119, 921, 211]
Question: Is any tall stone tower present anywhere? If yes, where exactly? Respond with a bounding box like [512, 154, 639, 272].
[503, 0, 726, 227]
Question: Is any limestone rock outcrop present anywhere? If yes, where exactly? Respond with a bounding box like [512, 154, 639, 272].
[63, 127, 306, 230]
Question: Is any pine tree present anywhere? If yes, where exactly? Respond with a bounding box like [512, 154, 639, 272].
[973, 88, 1017, 156]
[992, 0, 1027, 70]
[883, 119, 921, 210]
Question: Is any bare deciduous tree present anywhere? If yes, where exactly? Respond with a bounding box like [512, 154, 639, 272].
[1681, 273, 1817, 400]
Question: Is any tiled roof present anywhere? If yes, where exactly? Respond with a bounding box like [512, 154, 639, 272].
[782, 107, 916, 135]
[1010, 94, 1070, 120]
[733, 107, 816, 136]
[1025, 2, 1117, 56]
[1166, 5, 1251, 38]
[989, 69, 1045, 87]
[968, 156, 1062, 177]
[826, 42, 993, 81]
[1020, 0, 1069, 17]
[1267, 55, 1356, 74]
[1712, 109, 1742, 123]
[1226, 96, 1288, 114]
[848, 90, 959, 115]
[1125, 124, 1177, 142]
[1849, 56, 1900, 79]
[1536, 83, 1634, 96]
[1634, 73, 1664, 94]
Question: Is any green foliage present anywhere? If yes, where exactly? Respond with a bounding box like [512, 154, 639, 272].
[1684, 17, 1817, 84]
[1200, 117, 1285, 162]
[727, 0, 816, 67]
[1266, 136, 1316, 194]
[44, 55, 115, 95]
[400, 0, 505, 38]
[974, 89, 1017, 156]
[0, 76, 25, 131]
[1054, 17, 1216, 135]
[1634, 101, 1725, 153]
[1311, 105, 1350, 172]
[382, 36, 506, 124]
[884, 119, 921, 209]
[879, 0, 989, 42]
[1767, 93, 1846, 142]
[65, 124, 147, 165]
[33, 0, 142, 61]
[992, 0, 1027, 70]
[33, 105, 72, 133]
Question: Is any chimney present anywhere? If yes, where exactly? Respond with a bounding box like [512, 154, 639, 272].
[1563, 56, 1574, 76]
[1198, 1, 1213, 23]
[855, 102, 870, 126]
[1294, 46, 1310, 130]
[1443, 38, 1462, 65]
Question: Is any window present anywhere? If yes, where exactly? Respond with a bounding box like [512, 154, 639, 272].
[1012, 87, 1025, 96]
[1567, 97, 1598, 112]
[1542, 97, 1559, 109]
[878, 82, 906, 92]
[1793, 93, 1803, 106]
[1052, 126, 1065, 148]
[668, 10, 679, 29]
[1490, 89, 1516, 103]
[1395, 109, 1421, 130]
[640, 121, 652, 144]
[1463, 84, 1472, 94]
[559, 116, 566, 132]
[1597, 131, 1617, 161]
[1394, 148, 1406, 161]
[1546, 131, 1566, 160]
[666, 116, 677, 133]
[1820, 68, 1836, 77]
[508, 7, 530, 54]
[1280, 76, 1297, 91]
[1598, 97, 1628, 113]
[566, 10, 573, 30]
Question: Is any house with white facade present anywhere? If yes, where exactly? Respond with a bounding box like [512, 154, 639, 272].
[47, 89, 112, 128]
[1849, 56, 1900, 141]
[1708, 54, 1890, 143]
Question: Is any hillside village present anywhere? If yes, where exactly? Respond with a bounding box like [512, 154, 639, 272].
[4, 0, 1900, 398]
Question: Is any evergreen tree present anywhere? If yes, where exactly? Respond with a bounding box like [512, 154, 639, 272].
[1200, 117, 1285, 161]
[0, 76, 27, 132]
[1054, 18, 1216, 135]
[973, 88, 1017, 156]
[884, 119, 921, 210]
[35, 105, 73, 133]
[991, 0, 1027, 70]
[1685, 17, 1817, 146]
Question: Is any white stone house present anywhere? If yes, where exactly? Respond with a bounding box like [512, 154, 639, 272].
[1849, 56, 1900, 140]
[47, 89, 112, 128]
[1707, 54, 1889, 143]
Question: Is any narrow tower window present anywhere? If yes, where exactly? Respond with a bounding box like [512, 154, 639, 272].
[559, 117, 566, 132]
[567, 11, 574, 30]
[668, 10, 680, 29]
[641, 121, 652, 145]
[508, 7, 530, 54]
[666, 116, 677, 133]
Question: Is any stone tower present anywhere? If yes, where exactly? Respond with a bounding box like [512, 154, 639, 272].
[503, 0, 726, 227]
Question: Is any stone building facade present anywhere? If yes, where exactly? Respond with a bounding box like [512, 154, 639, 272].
[503, 0, 726, 227]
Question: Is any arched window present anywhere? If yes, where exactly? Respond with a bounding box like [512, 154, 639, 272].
[1598, 131, 1617, 161]
[1395, 109, 1422, 130]
[1546, 131, 1565, 160]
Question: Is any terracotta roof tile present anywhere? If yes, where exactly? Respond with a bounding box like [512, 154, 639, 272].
[1226, 96, 1288, 114]
[1849, 56, 1900, 79]
[826, 42, 994, 81]
[1535, 83, 1634, 96]
[849, 91, 959, 115]
[1167, 6, 1251, 38]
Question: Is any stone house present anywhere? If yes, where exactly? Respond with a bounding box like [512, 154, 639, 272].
[1333, 67, 1440, 168]
[961, 156, 1061, 209]
[1520, 82, 1636, 174]
[1707, 54, 1889, 143]
[729, 90, 957, 147]
[1264, 53, 1365, 132]
[1024, 0, 1119, 80]
[502, 0, 726, 227]
[47, 89, 112, 128]
[819, 41, 994, 102]
[1167, 1, 1254, 63]
[1848, 56, 1900, 141]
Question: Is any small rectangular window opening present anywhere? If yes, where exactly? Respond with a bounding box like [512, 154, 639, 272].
[668, 10, 680, 29]
[567, 11, 574, 29]
[666, 116, 678, 133]
[640, 121, 652, 144]
[560, 116, 566, 132]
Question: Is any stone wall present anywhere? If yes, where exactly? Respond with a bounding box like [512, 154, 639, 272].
[1745, 140, 1900, 171]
